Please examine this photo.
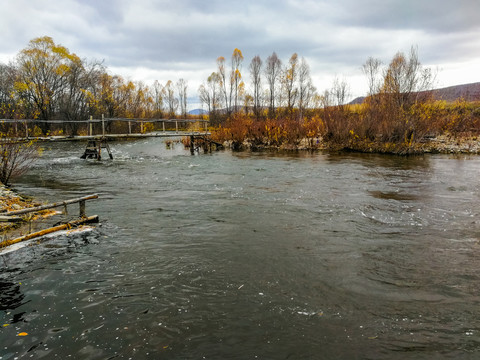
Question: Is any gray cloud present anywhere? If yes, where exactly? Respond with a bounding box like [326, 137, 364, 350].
[336, 0, 480, 33]
[1, 0, 479, 100]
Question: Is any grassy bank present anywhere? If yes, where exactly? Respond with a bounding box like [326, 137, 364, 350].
[0, 186, 57, 237]
[0, 187, 35, 231]
[210, 100, 480, 155]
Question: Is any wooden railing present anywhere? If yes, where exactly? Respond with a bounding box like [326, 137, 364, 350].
[0, 117, 209, 138]
[0, 194, 99, 249]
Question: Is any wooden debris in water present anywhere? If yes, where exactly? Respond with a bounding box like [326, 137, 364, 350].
[0, 215, 99, 248]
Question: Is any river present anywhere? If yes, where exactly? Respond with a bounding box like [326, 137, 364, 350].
[1, 138, 480, 359]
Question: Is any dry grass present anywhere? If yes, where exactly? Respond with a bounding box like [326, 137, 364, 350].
[0, 190, 57, 233]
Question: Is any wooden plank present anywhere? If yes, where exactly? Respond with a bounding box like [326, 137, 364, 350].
[16, 132, 211, 142]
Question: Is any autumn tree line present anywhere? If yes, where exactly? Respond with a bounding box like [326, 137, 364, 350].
[1, 36, 479, 154]
[198, 49, 319, 124]
[202, 47, 480, 153]
[0, 36, 192, 136]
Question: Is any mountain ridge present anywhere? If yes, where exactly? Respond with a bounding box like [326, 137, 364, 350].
[349, 82, 480, 105]
[188, 108, 208, 115]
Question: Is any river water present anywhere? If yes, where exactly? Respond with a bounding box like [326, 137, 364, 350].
[1, 138, 480, 359]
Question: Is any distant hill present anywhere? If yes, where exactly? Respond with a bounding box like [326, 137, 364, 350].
[349, 82, 480, 104]
[188, 108, 208, 115]
[431, 82, 480, 102]
[349, 96, 366, 105]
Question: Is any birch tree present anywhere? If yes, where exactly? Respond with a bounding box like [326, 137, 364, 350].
[297, 57, 315, 120]
[282, 53, 299, 115]
[216, 56, 230, 114]
[265, 52, 282, 117]
[249, 55, 262, 119]
[230, 48, 244, 112]
[176, 78, 188, 118]
[164, 80, 178, 118]
[152, 80, 165, 118]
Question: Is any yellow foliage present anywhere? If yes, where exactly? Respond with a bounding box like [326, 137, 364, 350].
[14, 81, 29, 93]
[32, 126, 43, 137]
[142, 122, 154, 133]
[55, 63, 70, 76]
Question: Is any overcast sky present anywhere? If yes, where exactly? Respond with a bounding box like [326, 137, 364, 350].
[1, 0, 479, 108]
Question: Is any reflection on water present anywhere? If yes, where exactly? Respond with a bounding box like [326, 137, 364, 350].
[368, 190, 420, 201]
[0, 281, 25, 312]
[1, 139, 480, 359]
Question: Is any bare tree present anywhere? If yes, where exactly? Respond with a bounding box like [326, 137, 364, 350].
[320, 89, 332, 108]
[152, 80, 165, 117]
[362, 56, 382, 97]
[177, 78, 188, 118]
[0, 136, 38, 186]
[331, 77, 350, 107]
[216, 56, 230, 114]
[297, 57, 316, 120]
[58, 59, 104, 134]
[359, 46, 435, 143]
[0, 63, 18, 119]
[265, 52, 282, 117]
[198, 84, 211, 113]
[282, 53, 299, 115]
[199, 72, 220, 112]
[164, 80, 178, 118]
[199, 71, 225, 125]
[382, 46, 433, 108]
[249, 55, 263, 119]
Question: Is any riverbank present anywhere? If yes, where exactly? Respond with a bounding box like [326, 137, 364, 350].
[220, 134, 480, 155]
[0, 186, 36, 230]
[0, 186, 60, 237]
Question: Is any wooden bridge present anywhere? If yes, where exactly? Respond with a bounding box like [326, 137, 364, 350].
[36, 130, 211, 141]
[1, 116, 224, 157]
[0, 117, 210, 140]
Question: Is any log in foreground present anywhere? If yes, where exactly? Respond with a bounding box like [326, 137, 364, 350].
[0, 215, 99, 248]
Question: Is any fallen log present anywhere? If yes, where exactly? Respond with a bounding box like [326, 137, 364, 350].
[0, 215, 99, 248]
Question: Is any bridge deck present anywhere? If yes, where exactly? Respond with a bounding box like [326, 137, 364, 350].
[32, 131, 211, 142]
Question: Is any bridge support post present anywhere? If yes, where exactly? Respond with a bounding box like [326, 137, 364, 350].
[79, 200, 86, 217]
[102, 114, 105, 137]
[190, 135, 195, 155]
